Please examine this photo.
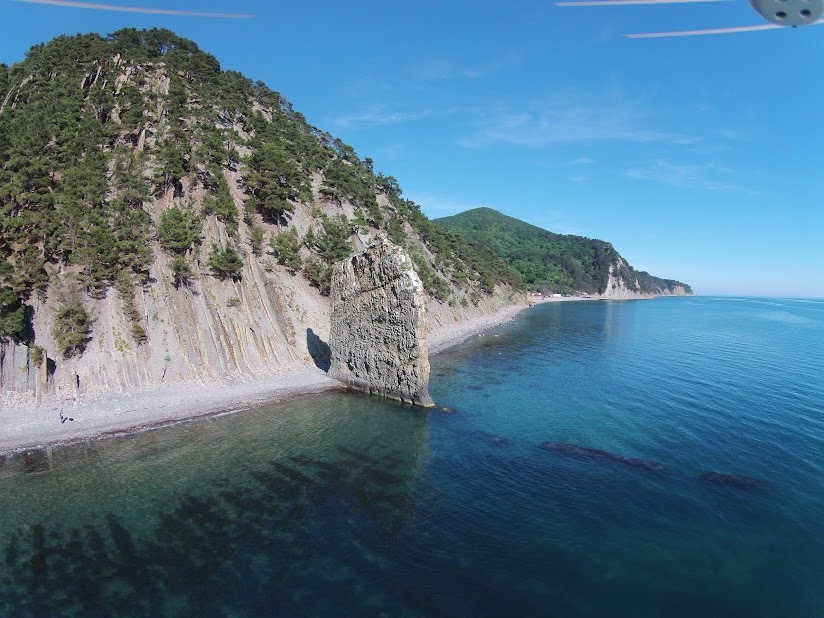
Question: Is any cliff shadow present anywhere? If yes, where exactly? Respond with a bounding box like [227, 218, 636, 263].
[306, 328, 331, 372]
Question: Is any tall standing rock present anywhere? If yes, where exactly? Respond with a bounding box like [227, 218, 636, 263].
[329, 237, 435, 407]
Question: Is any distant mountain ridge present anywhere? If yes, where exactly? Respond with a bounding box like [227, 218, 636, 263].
[434, 208, 692, 297]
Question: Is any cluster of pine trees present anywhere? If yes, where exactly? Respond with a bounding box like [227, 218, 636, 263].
[0, 29, 521, 356]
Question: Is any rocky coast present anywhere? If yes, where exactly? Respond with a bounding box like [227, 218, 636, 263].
[0, 300, 530, 455]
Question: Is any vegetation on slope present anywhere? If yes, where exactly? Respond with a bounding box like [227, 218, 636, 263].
[0, 29, 519, 350]
[434, 208, 691, 295]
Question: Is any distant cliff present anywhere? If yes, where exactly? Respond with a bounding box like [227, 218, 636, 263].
[434, 208, 692, 297]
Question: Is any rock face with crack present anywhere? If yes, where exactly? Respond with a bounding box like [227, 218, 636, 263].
[329, 237, 434, 407]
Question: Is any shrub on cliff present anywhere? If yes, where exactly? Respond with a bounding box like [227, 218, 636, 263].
[269, 228, 302, 272]
[158, 205, 202, 254]
[169, 256, 194, 288]
[303, 258, 331, 295]
[52, 295, 93, 358]
[208, 243, 243, 280]
[0, 286, 26, 342]
[305, 216, 352, 264]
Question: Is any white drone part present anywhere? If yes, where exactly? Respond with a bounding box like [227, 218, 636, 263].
[626, 23, 781, 36]
[556, 0, 729, 5]
[749, 0, 824, 25]
[625, 16, 823, 36]
[556, 0, 824, 36]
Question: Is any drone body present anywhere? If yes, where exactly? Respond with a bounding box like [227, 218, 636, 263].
[749, 0, 823, 26]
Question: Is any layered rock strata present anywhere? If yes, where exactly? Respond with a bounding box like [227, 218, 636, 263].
[329, 238, 434, 407]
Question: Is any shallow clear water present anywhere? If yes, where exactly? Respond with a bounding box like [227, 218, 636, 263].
[2, 297, 823, 616]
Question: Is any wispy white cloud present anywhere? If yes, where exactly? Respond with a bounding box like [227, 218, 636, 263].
[14, 0, 254, 18]
[526, 215, 585, 237]
[626, 159, 738, 191]
[407, 194, 491, 218]
[412, 197, 586, 236]
[459, 94, 697, 148]
[411, 52, 522, 82]
[570, 175, 586, 183]
[332, 109, 424, 130]
[331, 106, 464, 130]
[570, 156, 595, 165]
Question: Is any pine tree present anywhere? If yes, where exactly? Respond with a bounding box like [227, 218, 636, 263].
[269, 228, 302, 272]
[169, 256, 194, 288]
[0, 286, 26, 342]
[208, 243, 243, 280]
[158, 205, 202, 254]
[52, 294, 93, 358]
[249, 225, 264, 256]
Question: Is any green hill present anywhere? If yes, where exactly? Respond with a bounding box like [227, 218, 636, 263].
[434, 208, 691, 296]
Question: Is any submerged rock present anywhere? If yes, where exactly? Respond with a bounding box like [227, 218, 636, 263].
[699, 472, 764, 490]
[329, 237, 434, 407]
[539, 441, 668, 472]
[469, 430, 512, 446]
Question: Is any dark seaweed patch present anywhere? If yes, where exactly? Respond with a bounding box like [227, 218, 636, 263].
[539, 441, 668, 473]
[699, 472, 764, 490]
[20, 450, 50, 474]
[469, 431, 511, 446]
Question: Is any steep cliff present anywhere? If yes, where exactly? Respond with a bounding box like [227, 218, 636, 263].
[0, 29, 523, 407]
[329, 238, 433, 407]
[601, 260, 648, 299]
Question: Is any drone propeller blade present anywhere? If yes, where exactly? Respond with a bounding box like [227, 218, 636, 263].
[557, 0, 729, 6]
[627, 24, 779, 37]
[626, 20, 823, 37]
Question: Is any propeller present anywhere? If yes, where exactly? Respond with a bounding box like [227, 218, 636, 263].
[556, 0, 824, 37]
[627, 23, 781, 36]
[556, 0, 730, 5]
[627, 19, 824, 37]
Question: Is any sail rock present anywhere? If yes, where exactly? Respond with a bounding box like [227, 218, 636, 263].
[329, 237, 434, 407]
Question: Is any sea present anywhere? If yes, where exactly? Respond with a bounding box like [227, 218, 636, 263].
[1, 296, 823, 617]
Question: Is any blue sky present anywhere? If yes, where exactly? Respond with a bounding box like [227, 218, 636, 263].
[1, 0, 822, 297]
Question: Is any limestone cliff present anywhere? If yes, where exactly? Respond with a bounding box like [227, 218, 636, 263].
[328, 238, 434, 407]
[601, 261, 650, 299]
[601, 259, 693, 299]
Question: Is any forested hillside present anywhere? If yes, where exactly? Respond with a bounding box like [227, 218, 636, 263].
[435, 208, 692, 296]
[0, 29, 522, 404]
[0, 29, 518, 350]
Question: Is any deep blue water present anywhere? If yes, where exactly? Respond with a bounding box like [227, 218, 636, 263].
[1, 297, 823, 616]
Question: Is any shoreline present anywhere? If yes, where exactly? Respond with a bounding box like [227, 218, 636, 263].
[0, 300, 541, 456]
[0, 368, 344, 456]
[0, 294, 658, 456]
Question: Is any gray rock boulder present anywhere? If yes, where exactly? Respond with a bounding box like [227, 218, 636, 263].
[329, 237, 435, 407]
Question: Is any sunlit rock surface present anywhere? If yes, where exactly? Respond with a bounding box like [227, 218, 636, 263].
[329, 237, 434, 407]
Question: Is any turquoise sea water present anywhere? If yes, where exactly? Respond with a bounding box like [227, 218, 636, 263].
[1, 297, 823, 616]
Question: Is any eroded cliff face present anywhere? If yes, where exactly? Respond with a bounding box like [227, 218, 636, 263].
[328, 238, 434, 407]
[0, 210, 316, 408]
[602, 262, 649, 299]
[601, 259, 692, 299]
[655, 285, 691, 296]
